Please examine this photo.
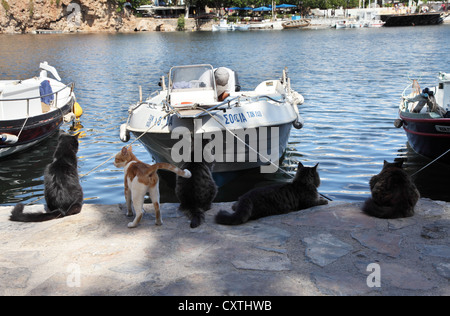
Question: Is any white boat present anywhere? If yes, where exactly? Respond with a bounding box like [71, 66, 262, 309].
[119, 64, 304, 174]
[367, 19, 385, 27]
[0, 62, 80, 158]
[234, 23, 251, 31]
[335, 20, 349, 29]
[248, 20, 284, 30]
[212, 19, 235, 31]
[349, 20, 364, 28]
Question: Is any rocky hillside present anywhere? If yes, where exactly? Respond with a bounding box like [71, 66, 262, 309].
[0, 0, 136, 33]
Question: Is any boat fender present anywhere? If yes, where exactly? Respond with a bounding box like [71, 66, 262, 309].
[73, 102, 83, 119]
[64, 112, 76, 123]
[293, 116, 304, 129]
[120, 123, 130, 142]
[1, 134, 19, 144]
[394, 119, 404, 128]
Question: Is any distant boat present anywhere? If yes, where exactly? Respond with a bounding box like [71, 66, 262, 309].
[0, 62, 81, 158]
[282, 19, 311, 29]
[234, 23, 251, 31]
[335, 20, 348, 29]
[380, 12, 443, 26]
[212, 19, 250, 31]
[366, 19, 385, 27]
[395, 72, 450, 163]
[349, 20, 364, 28]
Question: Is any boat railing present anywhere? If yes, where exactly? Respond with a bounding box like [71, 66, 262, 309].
[0, 82, 74, 116]
[400, 82, 416, 111]
[164, 94, 285, 119]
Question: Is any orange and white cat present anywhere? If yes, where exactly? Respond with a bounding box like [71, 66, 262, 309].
[114, 146, 191, 228]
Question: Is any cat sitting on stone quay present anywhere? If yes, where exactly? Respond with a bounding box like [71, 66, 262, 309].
[362, 160, 420, 219]
[10, 133, 83, 222]
[215, 162, 328, 225]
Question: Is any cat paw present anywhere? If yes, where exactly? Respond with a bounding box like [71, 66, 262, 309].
[127, 222, 138, 228]
[155, 219, 163, 226]
[190, 217, 203, 229]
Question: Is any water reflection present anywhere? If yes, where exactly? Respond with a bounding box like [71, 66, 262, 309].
[0, 131, 61, 205]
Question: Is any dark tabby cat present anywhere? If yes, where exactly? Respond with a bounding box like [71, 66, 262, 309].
[362, 160, 420, 219]
[215, 162, 328, 225]
[175, 157, 218, 229]
[10, 133, 83, 222]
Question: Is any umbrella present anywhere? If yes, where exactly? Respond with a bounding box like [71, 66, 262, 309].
[277, 4, 297, 8]
[253, 6, 271, 11]
[242, 7, 253, 10]
[227, 7, 242, 11]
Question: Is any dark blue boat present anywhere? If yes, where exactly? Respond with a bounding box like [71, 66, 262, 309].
[396, 72, 450, 163]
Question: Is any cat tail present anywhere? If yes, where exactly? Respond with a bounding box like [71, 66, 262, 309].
[215, 200, 252, 226]
[9, 203, 64, 222]
[362, 198, 398, 219]
[149, 163, 192, 178]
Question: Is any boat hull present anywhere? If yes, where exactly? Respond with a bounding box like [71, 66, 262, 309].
[380, 13, 443, 27]
[400, 112, 450, 163]
[0, 99, 73, 158]
[132, 122, 293, 173]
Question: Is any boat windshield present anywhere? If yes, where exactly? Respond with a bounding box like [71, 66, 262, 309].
[170, 65, 215, 92]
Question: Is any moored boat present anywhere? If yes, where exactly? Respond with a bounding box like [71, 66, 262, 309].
[212, 19, 235, 31]
[335, 20, 349, 29]
[282, 19, 311, 29]
[0, 62, 81, 158]
[119, 64, 305, 174]
[395, 72, 450, 163]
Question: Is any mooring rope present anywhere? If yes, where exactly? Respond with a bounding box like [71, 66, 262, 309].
[25, 111, 173, 206]
[198, 107, 333, 201]
[411, 148, 450, 177]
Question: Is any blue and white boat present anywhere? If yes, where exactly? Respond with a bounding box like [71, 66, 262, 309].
[119, 64, 304, 174]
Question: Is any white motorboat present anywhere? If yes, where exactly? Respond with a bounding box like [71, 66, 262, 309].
[335, 20, 349, 29]
[212, 19, 235, 31]
[119, 64, 304, 174]
[212, 19, 250, 31]
[367, 19, 385, 27]
[0, 62, 81, 158]
[349, 20, 364, 28]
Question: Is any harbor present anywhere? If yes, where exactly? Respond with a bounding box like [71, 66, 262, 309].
[1, 2, 450, 297]
[0, 199, 449, 296]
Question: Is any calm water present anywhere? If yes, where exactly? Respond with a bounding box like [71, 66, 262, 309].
[1, 25, 450, 206]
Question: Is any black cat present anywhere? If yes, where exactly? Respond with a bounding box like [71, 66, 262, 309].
[215, 162, 328, 225]
[362, 160, 419, 219]
[10, 133, 83, 222]
[175, 158, 218, 229]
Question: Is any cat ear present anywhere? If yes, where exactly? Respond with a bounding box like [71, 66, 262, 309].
[383, 160, 389, 166]
[395, 160, 404, 168]
[314, 163, 319, 170]
[121, 147, 128, 156]
[297, 162, 304, 168]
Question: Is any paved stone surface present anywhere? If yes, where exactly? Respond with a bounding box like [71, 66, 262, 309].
[0, 198, 449, 296]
